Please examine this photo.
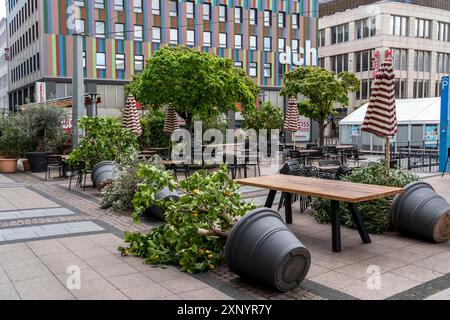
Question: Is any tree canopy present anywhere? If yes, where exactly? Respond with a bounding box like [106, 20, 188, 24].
[127, 46, 259, 124]
[281, 67, 359, 145]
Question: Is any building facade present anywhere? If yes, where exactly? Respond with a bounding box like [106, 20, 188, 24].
[318, 0, 450, 114]
[7, 0, 319, 115]
[0, 18, 8, 114]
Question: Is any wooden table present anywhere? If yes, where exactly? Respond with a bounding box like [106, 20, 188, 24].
[236, 175, 404, 252]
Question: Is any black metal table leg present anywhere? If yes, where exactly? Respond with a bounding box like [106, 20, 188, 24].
[265, 190, 277, 208]
[284, 193, 293, 224]
[331, 200, 341, 252]
[347, 203, 371, 244]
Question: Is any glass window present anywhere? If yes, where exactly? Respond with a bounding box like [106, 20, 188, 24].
[95, 21, 105, 38]
[96, 52, 106, 69]
[249, 9, 257, 25]
[115, 23, 124, 40]
[203, 3, 211, 20]
[170, 28, 178, 44]
[234, 7, 242, 24]
[438, 22, 450, 42]
[416, 18, 432, 39]
[292, 14, 299, 30]
[393, 48, 408, 71]
[278, 12, 286, 28]
[391, 15, 408, 36]
[169, 0, 178, 17]
[264, 10, 271, 27]
[74, 19, 85, 35]
[133, 0, 142, 13]
[116, 53, 125, 70]
[278, 38, 286, 52]
[249, 35, 257, 50]
[219, 5, 227, 22]
[135, 55, 144, 72]
[264, 37, 271, 51]
[203, 31, 211, 47]
[249, 62, 257, 77]
[114, 0, 123, 11]
[152, 27, 161, 43]
[234, 61, 243, 68]
[187, 30, 195, 46]
[219, 33, 227, 48]
[152, 0, 160, 15]
[134, 25, 143, 41]
[94, 0, 104, 9]
[234, 34, 242, 49]
[186, 1, 194, 19]
[264, 63, 272, 78]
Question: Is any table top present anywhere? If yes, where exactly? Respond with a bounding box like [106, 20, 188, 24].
[293, 148, 319, 154]
[236, 174, 404, 203]
[334, 145, 356, 150]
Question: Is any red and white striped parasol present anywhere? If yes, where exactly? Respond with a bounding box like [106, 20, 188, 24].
[284, 97, 301, 149]
[362, 51, 397, 169]
[122, 94, 142, 137]
[164, 105, 181, 135]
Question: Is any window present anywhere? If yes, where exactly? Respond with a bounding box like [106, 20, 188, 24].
[134, 25, 143, 41]
[96, 52, 106, 69]
[278, 38, 286, 52]
[393, 48, 408, 71]
[356, 18, 375, 39]
[413, 80, 430, 98]
[391, 16, 408, 36]
[187, 30, 195, 46]
[292, 39, 299, 53]
[152, 0, 160, 15]
[438, 22, 450, 42]
[219, 33, 227, 48]
[414, 50, 430, 72]
[356, 79, 372, 100]
[133, 0, 142, 13]
[203, 31, 211, 47]
[219, 5, 227, 22]
[330, 54, 349, 73]
[135, 55, 144, 72]
[116, 54, 125, 70]
[170, 28, 178, 44]
[331, 23, 349, 44]
[234, 34, 242, 49]
[203, 3, 211, 20]
[249, 9, 257, 25]
[115, 23, 124, 39]
[74, 0, 84, 7]
[234, 7, 242, 24]
[74, 19, 85, 35]
[249, 62, 257, 77]
[94, 0, 104, 10]
[395, 79, 407, 99]
[264, 63, 272, 78]
[249, 36, 257, 50]
[114, 0, 123, 11]
[169, 1, 178, 17]
[264, 37, 271, 51]
[264, 10, 271, 27]
[415, 18, 431, 39]
[152, 27, 161, 43]
[292, 14, 299, 30]
[278, 12, 286, 28]
[95, 21, 105, 38]
[319, 29, 326, 47]
[436, 81, 442, 97]
[186, 1, 195, 19]
[234, 61, 243, 68]
[437, 53, 450, 74]
[355, 49, 375, 72]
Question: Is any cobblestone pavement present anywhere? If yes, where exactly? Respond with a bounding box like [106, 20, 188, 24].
[0, 171, 449, 300]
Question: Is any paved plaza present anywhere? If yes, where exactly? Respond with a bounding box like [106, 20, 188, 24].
[0, 170, 449, 300]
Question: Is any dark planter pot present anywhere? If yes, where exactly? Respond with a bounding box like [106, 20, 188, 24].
[145, 186, 180, 221]
[391, 182, 450, 243]
[26, 152, 51, 173]
[225, 208, 311, 292]
[91, 161, 115, 190]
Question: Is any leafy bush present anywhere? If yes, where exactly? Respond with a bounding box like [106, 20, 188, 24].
[119, 165, 255, 273]
[68, 117, 138, 170]
[242, 101, 284, 132]
[99, 153, 164, 213]
[312, 161, 419, 234]
[139, 108, 171, 150]
[0, 116, 31, 157]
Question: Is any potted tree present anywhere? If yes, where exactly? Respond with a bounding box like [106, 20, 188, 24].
[21, 105, 67, 172]
[0, 116, 29, 173]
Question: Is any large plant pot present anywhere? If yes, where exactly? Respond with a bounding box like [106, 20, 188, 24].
[391, 182, 450, 243]
[0, 159, 18, 173]
[145, 186, 180, 221]
[26, 152, 51, 173]
[91, 161, 116, 190]
[225, 208, 311, 292]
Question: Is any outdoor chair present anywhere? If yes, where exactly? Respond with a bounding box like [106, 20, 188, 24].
[223, 154, 243, 179]
[244, 150, 261, 177]
[335, 165, 353, 180]
[289, 149, 305, 164]
[68, 162, 91, 191]
[45, 156, 64, 181]
[319, 159, 342, 167]
[306, 147, 325, 165]
[326, 146, 340, 161]
[306, 143, 318, 149]
[350, 149, 368, 166]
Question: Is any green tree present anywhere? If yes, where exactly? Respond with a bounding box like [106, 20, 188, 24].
[281, 67, 359, 146]
[127, 46, 259, 127]
[242, 101, 284, 132]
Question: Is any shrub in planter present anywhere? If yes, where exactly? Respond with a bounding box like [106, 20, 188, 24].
[68, 117, 138, 170]
[0, 116, 30, 173]
[312, 161, 419, 234]
[99, 153, 164, 213]
[119, 165, 255, 273]
[139, 109, 170, 150]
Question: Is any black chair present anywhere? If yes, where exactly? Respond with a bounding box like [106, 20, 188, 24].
[45, 156, 64, 181]
[442, 148, 450, 177]
[244, 150, 261, 177]
[306, 143, 318, 149]
[335, 165, 353, 180]
[68, 162, 85, 190]
[326, 146, 340, 160]
[306, 147, 325, 165]
[350, 149, 368, 166]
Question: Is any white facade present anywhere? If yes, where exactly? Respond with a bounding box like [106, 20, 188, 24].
[319, 0, 450, 113]
[0, 18, 8, 115]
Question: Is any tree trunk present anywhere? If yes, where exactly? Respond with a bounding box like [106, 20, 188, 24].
[318, 121, 325, 147]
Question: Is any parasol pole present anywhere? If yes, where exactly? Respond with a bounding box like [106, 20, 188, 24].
[385, 136, 390, 170]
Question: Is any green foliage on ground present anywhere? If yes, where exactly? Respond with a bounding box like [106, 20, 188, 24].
[68, 117, 138, 170]
[127, 46, 259, 126]
[312, 161, 419, 234]
[281, 67, 359, 146]
[119, 165, 255, 273]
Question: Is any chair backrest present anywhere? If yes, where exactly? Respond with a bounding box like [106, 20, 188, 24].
[47, 156, 62, 166]
[289, 149, 302, 159]
[327, 146, 338, 154]
[279, 160, 302, 175]
[319, 159, 342, 167]
[335, 165, 353, 180]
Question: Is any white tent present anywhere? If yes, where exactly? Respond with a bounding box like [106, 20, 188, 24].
[339, 98, 441, 152]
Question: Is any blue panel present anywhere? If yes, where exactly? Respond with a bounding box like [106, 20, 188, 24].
[439, 76, 450, 172]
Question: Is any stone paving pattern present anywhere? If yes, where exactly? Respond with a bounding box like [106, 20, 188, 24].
[0, 169, 449, 300]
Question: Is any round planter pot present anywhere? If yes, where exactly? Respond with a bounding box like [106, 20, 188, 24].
[91, 161, 116, 190]
[26, 152, 51, 173]
[391, 181, 450, 243]
[145, 186, 180, 221]
[225, 208, 311, 292]
[0, 159, 18, 173]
